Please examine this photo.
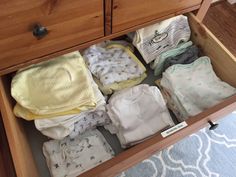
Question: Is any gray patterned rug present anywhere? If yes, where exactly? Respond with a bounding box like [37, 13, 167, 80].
[117, 113, 236, 177]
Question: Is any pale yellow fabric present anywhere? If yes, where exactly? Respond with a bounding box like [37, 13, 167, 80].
[95, 73, 147, 95]
[13, 104, 92, 120]
[14, 72, 105, 120]
[14, 68, 105, 120]
[11, 51, 96, 116]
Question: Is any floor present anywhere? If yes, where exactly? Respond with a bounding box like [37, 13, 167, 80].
[119, 113, 236, 177]
[203, 1, 236, 56]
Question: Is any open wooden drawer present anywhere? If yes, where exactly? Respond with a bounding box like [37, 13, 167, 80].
[0, 13, 236, 177]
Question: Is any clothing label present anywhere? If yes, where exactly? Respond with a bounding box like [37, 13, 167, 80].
[161, 121, 187, 138]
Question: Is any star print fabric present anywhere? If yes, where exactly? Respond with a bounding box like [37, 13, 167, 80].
[83, 43, 146, 94]
[43, 129, 114, 177]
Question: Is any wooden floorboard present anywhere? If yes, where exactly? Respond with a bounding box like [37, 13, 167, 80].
[203, 1, 236, 57]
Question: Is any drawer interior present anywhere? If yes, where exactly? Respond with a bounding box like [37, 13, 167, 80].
[0, 13, 236, 177]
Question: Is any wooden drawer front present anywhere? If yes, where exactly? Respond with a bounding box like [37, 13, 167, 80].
[0, 0, 104, 72]
[112, 0, 202, 33]
[0, 13, 236, 177]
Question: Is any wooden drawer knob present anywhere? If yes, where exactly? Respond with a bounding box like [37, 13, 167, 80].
[32, 24, 48, 39]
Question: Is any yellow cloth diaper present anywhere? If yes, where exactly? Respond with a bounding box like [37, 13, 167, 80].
[11, 51, 96, 116]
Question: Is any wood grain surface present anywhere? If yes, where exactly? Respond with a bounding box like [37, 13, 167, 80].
[0, 4, 201, 76]
[204, 1, 236, 56]
[0, 0, 104, 72]
[0, 117, 16, 177]
[112, 0, 202, 33]
[196, 0, 213, 21]
[0, 76, 39, 177]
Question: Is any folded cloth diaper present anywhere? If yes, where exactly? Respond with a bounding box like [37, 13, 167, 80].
[43, 129, 114, 177]
[94, 40, 135, 52]
[150, 41, 193, 70]
[151, 41, 194, 76]
[106, 84, 174, 148]
[83, 43, 146, 94]
[133, 15, 191, 64]
[68, 108, 111, 139]
[11, 51, 96, 116]
[160, 56, 236, 122]
[155, 79, 185, 121]
[35, 106, 111, 140]
[14, 104, 89, 120]
[94, 72, 147, 95]
[35, 114, 80, 140]
[13, 59, 104, 120]
[13, 83, 102, 120]
[33, 69, 110, 139]
[161, 45, 200, 74]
